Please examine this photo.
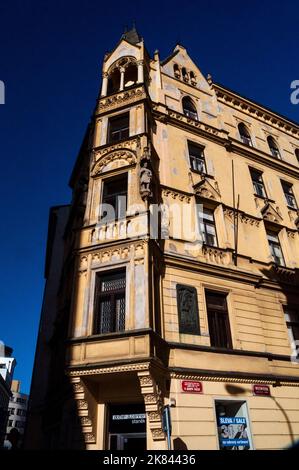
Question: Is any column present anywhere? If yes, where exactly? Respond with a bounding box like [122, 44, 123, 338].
[120, 67, 125, 91]
[137, 60, 144, 83]
[101, 72, 108, 97]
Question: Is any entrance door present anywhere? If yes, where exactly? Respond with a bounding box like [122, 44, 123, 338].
[109, 433, 146, 450]
[108, 404, 146, 450]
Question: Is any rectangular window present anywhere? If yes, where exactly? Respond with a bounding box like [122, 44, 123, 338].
[198, 206, 217, 246]
[176, 284, 200, 335]
[17, 408, 23, 416]
[108, 113, 129, 143]
[267, 231, 285, 266]
[205, 291, 232, 349]
[94, 269, 126, 335]
[281, 181, 297, 209]
[101, 174, 128, 222]
[8, 420, 13, 427]
[9, 408, 14, 415]
[250, 169, 266, 198]
[284, 307, 299, 358]
[188, 142, 206, 173]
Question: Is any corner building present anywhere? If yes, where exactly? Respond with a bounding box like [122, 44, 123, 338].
[26, 28, 299, 450]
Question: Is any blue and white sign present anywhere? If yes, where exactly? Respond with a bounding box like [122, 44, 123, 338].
[218, 417, 250, 449]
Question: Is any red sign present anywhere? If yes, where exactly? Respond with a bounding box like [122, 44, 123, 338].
[181, 380, 203, 393]
[253, 384, 271, 396]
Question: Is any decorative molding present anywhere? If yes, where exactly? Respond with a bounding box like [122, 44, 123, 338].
[91, 149, 137, 176]
[68, 362, 150, 377]
[261, 202, 283, 223]
[162, 188, 191, 203]
[202, 246, 233, 266]
[214, 86, 299, 138]
[194, 177, 221, 201]
[70, 377, 96, 445]
[81, 241, 146, 268]
[138, 370, 166, 442]
[170, 372, 299, 387]
[98, 86, 146, 113]
[223, 207, 260, 227]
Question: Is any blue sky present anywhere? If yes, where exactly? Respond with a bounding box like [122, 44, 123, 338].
[0, 0, 298, 394]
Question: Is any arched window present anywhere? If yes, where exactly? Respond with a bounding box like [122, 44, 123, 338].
[190, 71, 196, 85]
[124, 63, 138, 88]
[238, 123, 252, 146]
[182, 96, 198, 120]
[107, 68, 121, 95]
[173, 64, 181, 79]
[267, 136, 281, 158]
[182, 67, 189, 82]
[295, 148, 299, 163]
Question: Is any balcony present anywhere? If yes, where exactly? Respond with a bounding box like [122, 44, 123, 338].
[90, 213, 148, 244]
[97, 85, 147, 115]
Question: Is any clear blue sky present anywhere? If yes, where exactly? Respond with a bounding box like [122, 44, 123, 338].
[0, 0, 298, 394]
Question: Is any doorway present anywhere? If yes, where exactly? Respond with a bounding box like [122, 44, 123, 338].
[108, 404, 146, 450]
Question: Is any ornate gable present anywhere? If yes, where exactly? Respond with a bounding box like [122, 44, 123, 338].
[261, 202, 283, 223]
[193, 177, 221, 201]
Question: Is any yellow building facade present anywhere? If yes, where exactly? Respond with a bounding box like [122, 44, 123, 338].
[26, 28, 299, 450]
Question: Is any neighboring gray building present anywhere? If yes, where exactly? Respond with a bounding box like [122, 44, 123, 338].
[0, 345, 16, 447]
[6, 380, 28, 442]
[24, 205, 71, 449]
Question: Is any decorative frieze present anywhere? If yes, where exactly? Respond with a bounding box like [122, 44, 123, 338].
[215, 87, 299, 138]
[98, 86, 146, 113]
[202, 246, 233, 266]
[223, 207, 260, 226]
[162, 188, 191, 203]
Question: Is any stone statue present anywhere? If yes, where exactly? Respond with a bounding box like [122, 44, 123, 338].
[140, 160, 152, 199]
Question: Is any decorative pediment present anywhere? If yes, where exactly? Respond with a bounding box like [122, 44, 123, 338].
[193, 177, 221, 201]
[261, 202, 283, 223]
[91, 149, 137, 176]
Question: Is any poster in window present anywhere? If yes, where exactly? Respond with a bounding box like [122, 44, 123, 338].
[218, 417, 250, 450]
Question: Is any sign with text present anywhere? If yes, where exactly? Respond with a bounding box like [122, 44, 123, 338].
[181, 380, 203, 393]
[218, 417, 250, 449]
[253, 384, 271, 396]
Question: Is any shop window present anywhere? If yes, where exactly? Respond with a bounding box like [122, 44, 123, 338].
[176, 284, 200, 335]
[108, 404, 146, 450]
[215, 400, 253, 450]
[94, 269, 126, 334]
[205, 291, 232, 348]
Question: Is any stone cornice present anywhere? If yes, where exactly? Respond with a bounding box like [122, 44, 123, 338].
[170, 369, 299, 386]
[152, 105, 228, 144]
[214, 83, 299, 138]
[228, 138, 299, 179]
